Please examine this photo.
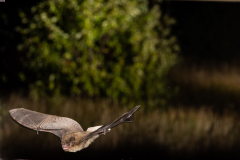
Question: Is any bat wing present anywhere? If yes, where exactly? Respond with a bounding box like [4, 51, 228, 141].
[9, 108, 83, 139]
[83, 105, 140, 141]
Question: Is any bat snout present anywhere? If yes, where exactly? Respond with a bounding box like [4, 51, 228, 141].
[62, 143, 71, 151]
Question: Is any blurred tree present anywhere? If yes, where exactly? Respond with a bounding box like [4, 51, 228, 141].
[16, 0, 179, 106]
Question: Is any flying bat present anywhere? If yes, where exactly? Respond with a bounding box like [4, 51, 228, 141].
[9, 105, 140, 152]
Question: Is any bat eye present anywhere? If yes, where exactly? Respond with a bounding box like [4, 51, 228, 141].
[69, 137, 75, 142]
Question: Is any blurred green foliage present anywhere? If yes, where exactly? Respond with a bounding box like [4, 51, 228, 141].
[16, 0, 179, 105]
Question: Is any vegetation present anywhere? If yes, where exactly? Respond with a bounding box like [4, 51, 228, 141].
[16, 0, 179, 105]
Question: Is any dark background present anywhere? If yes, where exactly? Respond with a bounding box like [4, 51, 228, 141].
[1, 1, 240, 160]
[169, 2, 240, 64]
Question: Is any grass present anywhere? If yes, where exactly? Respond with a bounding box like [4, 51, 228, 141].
[172, 63, 240, 92]
[169, 63, 240, 111]
[2, 63, 240, 158]
[1, 93, 240, 158]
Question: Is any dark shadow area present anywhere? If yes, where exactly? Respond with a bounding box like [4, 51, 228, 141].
[167, 2, 240, 64]
[2, 141, 240, 160]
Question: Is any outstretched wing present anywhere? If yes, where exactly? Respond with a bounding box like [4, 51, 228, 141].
[83, 105, 140, 141]
[9, 108, 83, 139]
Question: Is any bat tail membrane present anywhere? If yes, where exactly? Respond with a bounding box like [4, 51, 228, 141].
[82, 105, 140, 141]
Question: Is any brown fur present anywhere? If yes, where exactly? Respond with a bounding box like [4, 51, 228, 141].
[61, 131, 99, 152]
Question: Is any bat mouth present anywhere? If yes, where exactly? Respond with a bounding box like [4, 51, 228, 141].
[62, 144, 70, 151]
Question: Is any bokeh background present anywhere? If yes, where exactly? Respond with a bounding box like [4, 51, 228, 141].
[1, 0, 240, 159]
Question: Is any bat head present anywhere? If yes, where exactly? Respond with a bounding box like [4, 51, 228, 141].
[61, 136, 75, 151]
[61, 131, 99, 152]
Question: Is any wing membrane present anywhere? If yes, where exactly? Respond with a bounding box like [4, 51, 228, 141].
[83, 105, 140, 141]
[9, 108, 83, 139]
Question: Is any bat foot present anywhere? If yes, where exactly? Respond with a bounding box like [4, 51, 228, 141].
[37, 127, 40, 135]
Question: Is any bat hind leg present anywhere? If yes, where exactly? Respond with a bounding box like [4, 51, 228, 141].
[37, 127, 40, 135]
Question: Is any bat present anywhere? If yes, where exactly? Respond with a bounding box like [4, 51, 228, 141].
[9, 105, 140, 152]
